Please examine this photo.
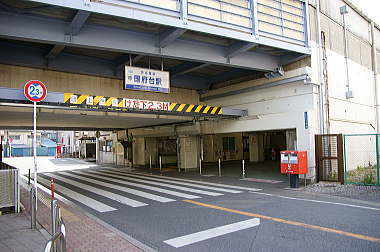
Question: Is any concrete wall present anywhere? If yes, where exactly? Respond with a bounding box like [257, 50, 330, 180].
[179, 136, 199, 170]
[133, 137, 145, 166]
[145, 137, 158, 167]
[202, 133, 243, 162]
[0, 64, 200, 104]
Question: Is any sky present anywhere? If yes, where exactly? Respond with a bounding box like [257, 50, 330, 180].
[348, 0, 380, 25]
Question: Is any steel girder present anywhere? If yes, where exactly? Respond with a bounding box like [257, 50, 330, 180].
[0, 40, 211, 89]
[0, 10, 280, 72]
[24, 0, 310, 55]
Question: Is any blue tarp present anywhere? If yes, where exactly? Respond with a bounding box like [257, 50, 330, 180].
[4, 146, 56, 157]
[41, 139, 57, 148]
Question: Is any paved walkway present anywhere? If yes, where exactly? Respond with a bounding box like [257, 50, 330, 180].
[19, 179, 147, 252]
[0, 212, 47, 252]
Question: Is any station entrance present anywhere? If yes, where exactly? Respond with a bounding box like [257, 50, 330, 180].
[199, 130, 294, 181]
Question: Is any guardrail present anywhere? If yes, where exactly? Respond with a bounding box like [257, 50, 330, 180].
[112, 0, 308, 46]
[0, 162, 20, 213]
[44, 199, 66, 252]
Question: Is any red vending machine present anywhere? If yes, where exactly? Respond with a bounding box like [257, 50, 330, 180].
[280, 151, 308, 188]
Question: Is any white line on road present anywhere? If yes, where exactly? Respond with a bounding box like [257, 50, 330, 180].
[163, 218, 260, 248]
[38, 176, 117, 212]
[47, 173, 147, 207]
[73, 170, 201, 199]
[60, 172, 175, 203]
[104, 169, 243, 194]
[249, 191, 380, 211]
[107, 168, 261, 191]
[99, 170, 223, 196]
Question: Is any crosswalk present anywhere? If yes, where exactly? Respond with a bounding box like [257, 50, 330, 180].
[37, 168, 262, 213]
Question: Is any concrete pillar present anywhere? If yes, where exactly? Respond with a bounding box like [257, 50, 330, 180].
[202, 135, 215, 162]
[133, 137, 145, 166]
[249, 134, 264, 162]
[286, 129, 297, 150]
[145, 137, 158, 167]
[95, 137, 100, 164]
[179, 136, 199, 171]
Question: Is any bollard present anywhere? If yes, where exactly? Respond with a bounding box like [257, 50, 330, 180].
[30, 187, 36, 229]
[304, 174, 307, 187]
[159, 156, 162, 173]
[199, 158, 202, 175]
[51, 178, 55, 200]
[218, 158, 221, 177]
[149, 155, 152, 170]
[51, 199, 58, 251]
[242, 159, 246, 179]
[28, 169, 31, 185]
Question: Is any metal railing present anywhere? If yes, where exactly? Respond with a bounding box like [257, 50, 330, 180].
[44, 199, 66, 252]
[44, 218, 66, 252]
[101, 0, 308, 47]
[0, 162, 20, 212]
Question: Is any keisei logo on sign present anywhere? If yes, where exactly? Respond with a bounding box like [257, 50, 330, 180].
[24, 80, 47, 102]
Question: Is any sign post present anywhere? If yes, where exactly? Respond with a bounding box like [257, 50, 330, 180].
[24, 80, 47, 212]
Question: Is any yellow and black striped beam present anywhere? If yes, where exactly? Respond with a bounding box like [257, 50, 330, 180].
[168, 103, 222, 116]
[61, 93, 246, 117]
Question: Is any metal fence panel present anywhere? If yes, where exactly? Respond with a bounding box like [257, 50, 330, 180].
[343, 134, 380, 185]
[0, 167, 19, 210]
[315, 134, 344, 183]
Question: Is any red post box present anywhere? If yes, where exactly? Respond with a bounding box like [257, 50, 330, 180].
[280, 151, 308, 174]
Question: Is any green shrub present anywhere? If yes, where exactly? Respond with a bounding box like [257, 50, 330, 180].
[363, 173, 375, 185]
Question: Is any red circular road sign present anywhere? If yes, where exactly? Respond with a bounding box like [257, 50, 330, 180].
[24, 80, 47, 102]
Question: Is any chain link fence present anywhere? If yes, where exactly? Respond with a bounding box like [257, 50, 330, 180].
[343, 134, 380, 185]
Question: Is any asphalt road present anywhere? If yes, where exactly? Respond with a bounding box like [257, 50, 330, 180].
[9, 158, 380, 251]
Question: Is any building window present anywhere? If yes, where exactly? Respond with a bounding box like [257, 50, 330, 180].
[223, 137, 235, 151]
[102, 140, 113, 152]
[9, 135, 21, 141]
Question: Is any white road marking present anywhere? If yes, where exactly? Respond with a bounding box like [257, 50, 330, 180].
[47, 173, 147, 207]
[73, 170, 201, 200]
[107, 168, 261, 191]
[38, 176, 116, 212]
[99, 170, 223, 197]
[163, 218, 260, 248]
[104, 169, 242, 194]
[249, 191, 380, 211]
[60, 172, 175, 203]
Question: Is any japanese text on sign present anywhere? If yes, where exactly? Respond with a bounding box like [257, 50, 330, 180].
[124, 66, 170, 93]
[68, 95, 169, 111]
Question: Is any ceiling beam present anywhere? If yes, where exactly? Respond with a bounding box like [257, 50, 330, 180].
[280, 52, 309, 65]
[45, 10, 91, 60]
[159, 28, 186, 48]
[45, 44, 65, 59]
[170, 74, 209, 89]
[68, 10, 91, 36]
[207, 69, 255, 89]
[0, 41, 209, 89]
[170, 62, 209, 76]
[114, 54, 145, 77]
[0, 11, 280, 71]
[226, 42, 258, 58]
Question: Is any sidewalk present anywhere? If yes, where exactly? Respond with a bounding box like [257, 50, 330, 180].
[19, 178, 149, 252]
[0, 212, 47, 252]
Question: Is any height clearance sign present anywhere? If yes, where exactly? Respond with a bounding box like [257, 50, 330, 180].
[24, 80, 47, 212]
[124, 66, 170, 93]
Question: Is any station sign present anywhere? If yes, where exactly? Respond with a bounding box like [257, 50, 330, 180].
[124, 66, 170, 93]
